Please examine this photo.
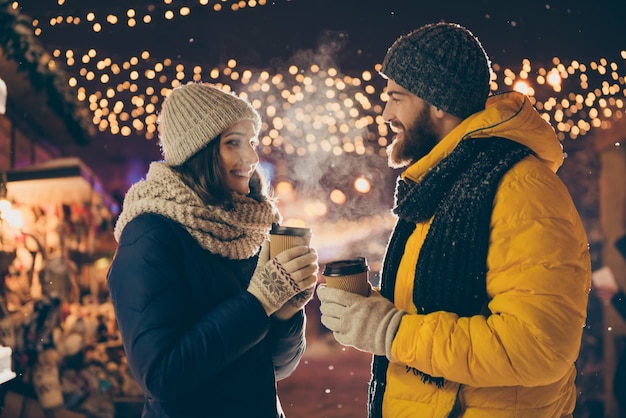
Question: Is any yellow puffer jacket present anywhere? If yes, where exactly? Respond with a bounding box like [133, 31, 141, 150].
[383, 91, 592, 417]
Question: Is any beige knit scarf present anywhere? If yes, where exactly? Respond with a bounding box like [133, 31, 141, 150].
[114, 162, 281, 259]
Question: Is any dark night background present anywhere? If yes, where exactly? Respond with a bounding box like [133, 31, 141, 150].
[13, 0, 626, 201]
[1, 1, 625, 417]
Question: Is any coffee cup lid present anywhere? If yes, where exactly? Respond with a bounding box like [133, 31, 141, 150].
[323, 257, 369, 276]
[270, 224, 312, 237]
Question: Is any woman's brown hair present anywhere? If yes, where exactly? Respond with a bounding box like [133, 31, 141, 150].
[173, 135, 272, 207]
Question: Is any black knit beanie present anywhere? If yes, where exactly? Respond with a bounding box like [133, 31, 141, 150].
[381, 22, 492, 119]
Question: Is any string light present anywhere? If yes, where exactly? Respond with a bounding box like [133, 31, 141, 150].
[17, 2, 626, 152]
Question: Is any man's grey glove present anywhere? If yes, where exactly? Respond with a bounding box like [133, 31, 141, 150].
[317, 286, 405, 358]
[248, 242, 318, 316]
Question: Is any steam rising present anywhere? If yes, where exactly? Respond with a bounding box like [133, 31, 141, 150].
[242, 30, 397, 263]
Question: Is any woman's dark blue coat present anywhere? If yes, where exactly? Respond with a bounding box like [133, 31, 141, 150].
[107, 213, 306, 417]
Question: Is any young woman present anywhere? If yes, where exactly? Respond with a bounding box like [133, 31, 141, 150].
[107, 82, 318, 417]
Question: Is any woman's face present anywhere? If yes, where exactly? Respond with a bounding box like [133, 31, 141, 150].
[219, 119, 260, 195]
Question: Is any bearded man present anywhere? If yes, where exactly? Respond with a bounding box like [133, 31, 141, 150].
[317, 22, 591, 418]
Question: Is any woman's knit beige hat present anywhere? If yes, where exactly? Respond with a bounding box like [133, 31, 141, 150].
[158, 82, 261, 166]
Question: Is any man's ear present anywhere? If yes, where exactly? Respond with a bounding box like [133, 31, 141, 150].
[431, 105, 463, 139]
[431, 106, 447, 120]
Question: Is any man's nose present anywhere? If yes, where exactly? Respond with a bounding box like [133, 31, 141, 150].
[382, 102, 393, 123]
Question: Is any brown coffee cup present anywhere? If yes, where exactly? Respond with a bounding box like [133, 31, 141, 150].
[323, 257, 370, 296]
[269, 224, 312, 259]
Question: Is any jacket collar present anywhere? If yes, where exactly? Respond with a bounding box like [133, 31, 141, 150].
[403, 91, 563, 183]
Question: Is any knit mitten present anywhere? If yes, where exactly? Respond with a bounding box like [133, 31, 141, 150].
[248, 245, 317, 316]
[317, 286, 405, 358]
[272, 288, 315, 321]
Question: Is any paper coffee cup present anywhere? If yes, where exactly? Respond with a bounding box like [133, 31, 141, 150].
[323, 257, 370, 296]
[269, 224, 312, 258]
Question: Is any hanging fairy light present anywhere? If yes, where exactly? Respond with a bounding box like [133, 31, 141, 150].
[354, 177, 371, 194]
[11, 1, 626, 152]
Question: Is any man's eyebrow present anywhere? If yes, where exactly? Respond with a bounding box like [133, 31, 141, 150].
[386, 89, 408, 97]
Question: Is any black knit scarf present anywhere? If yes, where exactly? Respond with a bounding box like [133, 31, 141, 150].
[367, 137, 532, 418]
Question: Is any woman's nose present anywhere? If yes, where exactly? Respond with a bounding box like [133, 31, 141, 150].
[244, 142, 259, 165]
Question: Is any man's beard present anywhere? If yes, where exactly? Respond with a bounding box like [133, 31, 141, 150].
[386, 106, 439, 169]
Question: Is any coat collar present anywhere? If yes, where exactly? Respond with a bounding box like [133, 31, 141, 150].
[403, 91, 563, 183]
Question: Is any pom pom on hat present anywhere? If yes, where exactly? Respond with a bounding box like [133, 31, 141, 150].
[381, 22, 492, 119]
[158, 82, 261, 166]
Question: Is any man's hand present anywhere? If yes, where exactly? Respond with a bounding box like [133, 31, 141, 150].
[317, 286, 405, 358]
